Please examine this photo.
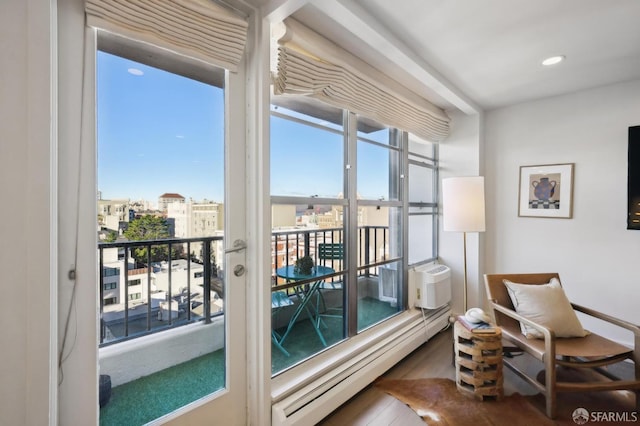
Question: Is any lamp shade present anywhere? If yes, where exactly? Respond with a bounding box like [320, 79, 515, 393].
[442, 176, 486, 232]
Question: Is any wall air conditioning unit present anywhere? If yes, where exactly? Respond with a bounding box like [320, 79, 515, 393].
[409, 263, 451, 309]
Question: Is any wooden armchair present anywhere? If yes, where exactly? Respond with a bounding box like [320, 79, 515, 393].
[484, 273, 640, 419]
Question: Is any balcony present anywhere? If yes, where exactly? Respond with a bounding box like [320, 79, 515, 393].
[98, 227, 400, 424]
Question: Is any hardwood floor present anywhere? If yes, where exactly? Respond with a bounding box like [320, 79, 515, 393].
[318, 325, 540, 426]
[318, 323, 635, 425]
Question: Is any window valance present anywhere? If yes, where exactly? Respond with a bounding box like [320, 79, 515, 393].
[85, 0, 248, 72]
[274, 19, 450, 142]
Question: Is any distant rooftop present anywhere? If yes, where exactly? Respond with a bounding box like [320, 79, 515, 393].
[159, 193, 185, 199]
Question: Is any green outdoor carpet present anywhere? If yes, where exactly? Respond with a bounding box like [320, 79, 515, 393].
[99, 350, 225, 426]
[100, 297, 397, 425]
[272, 297, 398, 373]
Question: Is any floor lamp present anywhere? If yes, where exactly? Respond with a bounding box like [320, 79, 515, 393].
[442, 177, 486, 312]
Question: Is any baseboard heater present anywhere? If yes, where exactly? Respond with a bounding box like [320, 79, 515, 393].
[271, 306, 450, 426]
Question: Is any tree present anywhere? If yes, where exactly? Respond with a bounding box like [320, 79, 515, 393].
[123, 215, 173, 263]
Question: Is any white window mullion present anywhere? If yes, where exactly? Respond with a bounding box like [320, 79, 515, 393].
[345, 111, 359, 336]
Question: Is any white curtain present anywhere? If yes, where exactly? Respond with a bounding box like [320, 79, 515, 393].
[85, 0, 248, 71]
[274, 18, 450, 142]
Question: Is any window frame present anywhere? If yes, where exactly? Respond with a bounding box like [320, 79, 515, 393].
[407, 140, 439, 267]
[104, 297, 118, 306]
[127, 278, 141, 287]
[269, 103, 437, 365]
[128, 292, 142, 301]
[103, 282, 117, 290]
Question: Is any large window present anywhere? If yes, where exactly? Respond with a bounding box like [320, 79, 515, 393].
[270, 104, 347, 373]
[270, 99, 437, 374]
[408, 135, 439, 265]
[270, 105, 344, 198]
[355, 123, 403, 332]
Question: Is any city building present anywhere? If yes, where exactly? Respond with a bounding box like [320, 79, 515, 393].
[99, 248, 215, 343]
[167, 199, 224, 261]
[97, 198, 131, 233]
[157, 193, 185, 213]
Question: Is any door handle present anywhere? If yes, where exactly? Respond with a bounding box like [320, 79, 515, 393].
[224, 239, 247, 254]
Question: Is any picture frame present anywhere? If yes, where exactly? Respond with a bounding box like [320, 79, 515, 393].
[518, 163, 574, 218]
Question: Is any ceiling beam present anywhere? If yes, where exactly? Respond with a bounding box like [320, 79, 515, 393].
[262, 0, 311, 23]
[316, 0, 481, 114]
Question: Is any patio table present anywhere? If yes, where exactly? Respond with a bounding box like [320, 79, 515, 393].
[272, 265, 334, 355]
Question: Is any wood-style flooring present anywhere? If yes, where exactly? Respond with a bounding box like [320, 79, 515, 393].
[318, 325, 565, 425]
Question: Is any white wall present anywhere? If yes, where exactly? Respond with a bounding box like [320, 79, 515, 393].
[57, 0, 99, 423]
[0, 0, 55, 425]
[485, 79, 640, 346]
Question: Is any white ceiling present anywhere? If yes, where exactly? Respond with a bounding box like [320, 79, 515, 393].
[257, 0, 640, 112]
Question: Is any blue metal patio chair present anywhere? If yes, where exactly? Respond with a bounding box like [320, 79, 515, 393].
[316, 243, 343, 319]
[271, 290, 294, 356]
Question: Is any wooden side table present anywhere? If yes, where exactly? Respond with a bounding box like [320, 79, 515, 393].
[453, 320, 503, 401]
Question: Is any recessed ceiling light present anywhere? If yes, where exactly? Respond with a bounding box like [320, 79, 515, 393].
[542, 55, 565, 66]
[127, 68, 144, 76]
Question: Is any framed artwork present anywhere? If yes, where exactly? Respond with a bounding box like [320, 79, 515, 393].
[518, 163, 574, 218]
[628, 126, 640, 229]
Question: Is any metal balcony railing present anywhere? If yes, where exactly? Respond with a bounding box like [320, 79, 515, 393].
[98, 236, 223, 346]
[98, 226, 392, 346]
[270, 225, 393, 293]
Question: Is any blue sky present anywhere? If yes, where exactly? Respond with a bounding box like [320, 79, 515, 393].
[270, 115, 392, 199]
[98, 51, 391, 205]
[97, 51, 224, 203]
